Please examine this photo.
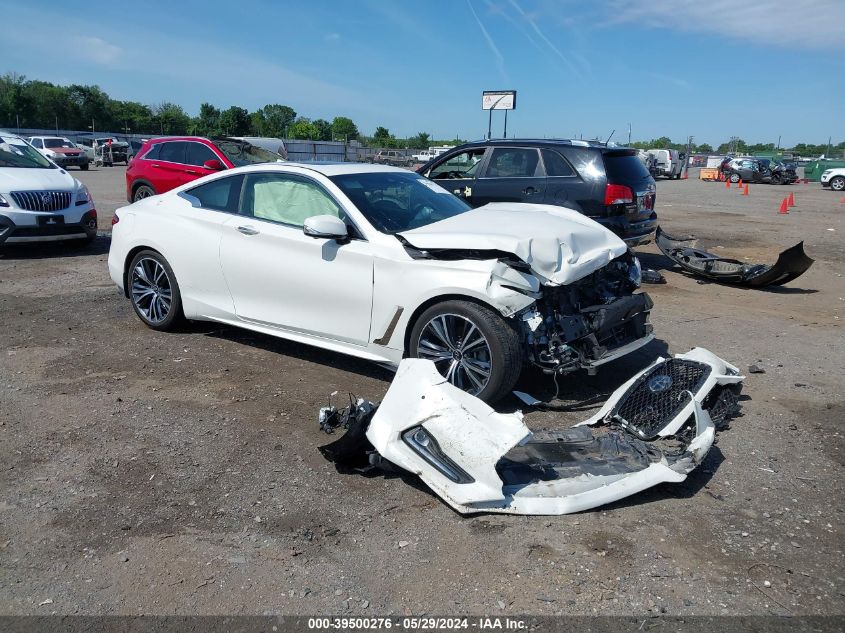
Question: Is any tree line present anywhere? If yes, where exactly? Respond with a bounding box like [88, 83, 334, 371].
[630, 135, 844, 158]
[0, 73, 461, 149]
[3, 73, 839, 156]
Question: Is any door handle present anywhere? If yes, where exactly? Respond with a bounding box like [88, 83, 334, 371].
[236, 225, 260, 236]
[522, 186, 536, 195]
[184, 169, 200, 175]
[151, 164, 161, 168]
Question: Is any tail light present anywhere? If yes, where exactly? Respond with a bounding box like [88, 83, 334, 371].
[111, 212, 119, 226]
[604, 183, 634, 206]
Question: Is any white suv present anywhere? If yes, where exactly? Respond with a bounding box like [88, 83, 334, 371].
[27, 136, 89, 170]
[820, 168, 845, 192]
[0, 132, 97, 246]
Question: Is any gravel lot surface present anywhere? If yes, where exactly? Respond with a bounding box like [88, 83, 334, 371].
[1, 166, 843, 617]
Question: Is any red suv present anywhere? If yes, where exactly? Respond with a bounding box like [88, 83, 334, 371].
[125, 137, 285, 202]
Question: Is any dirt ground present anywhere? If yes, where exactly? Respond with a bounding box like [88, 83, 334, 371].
[1, 166, 843, 617]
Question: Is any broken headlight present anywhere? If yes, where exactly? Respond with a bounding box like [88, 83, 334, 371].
[628, 256, 642, 288]
[402, 426, 475, 484]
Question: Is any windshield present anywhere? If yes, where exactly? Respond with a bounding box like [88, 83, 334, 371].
[0, 136, 55, 169]
[213, 139, 284, 166]
[330, 171, 472, 234]
[44, 138, 75, 149]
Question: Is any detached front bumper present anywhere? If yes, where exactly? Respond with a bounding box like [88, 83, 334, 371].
[50, 154, 88, 168]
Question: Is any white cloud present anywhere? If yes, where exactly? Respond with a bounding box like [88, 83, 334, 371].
[506, 0, 581, 77]
[467, 0, 510, 83]
[605, 0, 845, 49]
[71, 36, 123, 66]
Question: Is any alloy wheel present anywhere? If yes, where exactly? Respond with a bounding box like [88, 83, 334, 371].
[131, 257, 172, 324]
[417, 314, 492, 396]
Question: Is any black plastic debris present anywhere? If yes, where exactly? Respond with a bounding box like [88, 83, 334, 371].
[655, 226, 814, 287]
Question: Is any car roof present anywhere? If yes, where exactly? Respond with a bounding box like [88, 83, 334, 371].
[226, 162, 417, 177]
[455, 138, 626, 152]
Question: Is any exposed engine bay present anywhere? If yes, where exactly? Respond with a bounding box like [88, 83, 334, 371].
[318, 349, 744, 515]
[518, 251, 653, 374]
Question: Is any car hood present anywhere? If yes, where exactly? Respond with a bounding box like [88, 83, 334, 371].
[0, 167, 78, 192]
[398, 202, 628, 285]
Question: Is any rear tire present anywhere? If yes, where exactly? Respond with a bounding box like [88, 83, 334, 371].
[408, 299, 523, 403]
[830, 176, 845, 192]
[729, 173, 741, 183]
[128, 250, 184, 331]
[80, 163, 89, 171]
[133, 184, 155, 202]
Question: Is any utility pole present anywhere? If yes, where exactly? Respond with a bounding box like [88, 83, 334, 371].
[628, 123, 631, 146]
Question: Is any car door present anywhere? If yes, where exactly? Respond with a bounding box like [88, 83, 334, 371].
[185, 141, 227, 182]
[172, 174, 245, 313]
[218, 171, 374, 345]
[471, 146, 546, 206]
[425, 147, 488, 207]
[148, 141, 190, 193]
[739, 160, 756, 181]
[540, 148, 583, 209]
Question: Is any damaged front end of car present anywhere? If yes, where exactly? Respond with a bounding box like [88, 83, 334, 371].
[318, 349, 744, 515]
[517, 250, 653, 375]
[399, 236, 653, 377]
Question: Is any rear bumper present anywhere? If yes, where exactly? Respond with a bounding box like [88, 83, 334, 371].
[0, 211, 97, 245]
[594, 213, 657, 246]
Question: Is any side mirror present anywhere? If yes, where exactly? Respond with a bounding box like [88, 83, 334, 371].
[303, 215, 349, 241]
[203, 159, 225, 171]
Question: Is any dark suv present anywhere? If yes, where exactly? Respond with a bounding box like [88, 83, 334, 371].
[417, 140, 657, 245]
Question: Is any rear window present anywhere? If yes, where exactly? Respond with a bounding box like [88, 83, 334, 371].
[603, 152, 650, 182]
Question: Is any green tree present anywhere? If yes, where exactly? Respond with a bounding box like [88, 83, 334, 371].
[218, 106, 251, 136]
[288, 117, 319, 140]
[190, 102, 221, 136]
[407, 132, 431, 149]
[251, 104, 297, 137]
[151, 102, 190, 135]
[696, 143, 713, 153]
[331, 116, 358, 140]
[313, 118, 333, 141]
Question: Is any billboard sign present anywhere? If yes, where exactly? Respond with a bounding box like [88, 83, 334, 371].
[482, 90, 516, 110]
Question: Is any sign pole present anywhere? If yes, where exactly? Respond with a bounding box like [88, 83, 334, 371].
[487, 109, 493, 140]
[504, 110, 508, 139]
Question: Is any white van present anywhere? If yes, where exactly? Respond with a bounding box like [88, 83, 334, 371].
[647, 149, 683, 179]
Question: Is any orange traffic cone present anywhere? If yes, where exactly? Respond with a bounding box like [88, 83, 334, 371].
[742, 184, 749, 196]
[683, 170, 688, 180]
[841, 196, 845, 203]
[787, 192, 795, 207]
[726, 179, 731, 189]
[779, 198, 788, 214]
[738, 178, 743, 187]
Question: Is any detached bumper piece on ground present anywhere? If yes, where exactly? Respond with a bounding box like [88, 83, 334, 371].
[655, 226, 814, 287]
[318, 349, 744, 516]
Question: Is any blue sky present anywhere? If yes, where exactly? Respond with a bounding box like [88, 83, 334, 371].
[2, 0, 842, 146]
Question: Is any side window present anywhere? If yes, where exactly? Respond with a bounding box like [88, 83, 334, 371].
[429, 149, 486, 179]
[186, 142, 219, 167]
[141, 143, 161, 160]
[541, 149, 575, 177]
[241, 174, 343, 228]
[31, 139, 43, 148]
[483, 148, 540, 178]
[185, 175, 243, 213]
[158, 141, 187, 164]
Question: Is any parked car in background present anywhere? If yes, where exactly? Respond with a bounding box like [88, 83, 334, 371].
[647, 149, 683, 179]
[412, 149, 434, 163]
[27, 136, 89, 170]
[108, 163, 651, 403]
[370, 150, 412, 167]
[417, 139, 657, 246]
[820, 167, 845, 191]
[721, 158, 795, 184]
[126, 139, 147, 161]
[76, 137, 129, 165]
[125, 136, 285, 202]
[0, 132, 97, 246]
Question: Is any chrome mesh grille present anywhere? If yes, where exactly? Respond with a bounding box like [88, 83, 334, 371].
[611, 359, 711, 440]
[10, 190, 72, 212]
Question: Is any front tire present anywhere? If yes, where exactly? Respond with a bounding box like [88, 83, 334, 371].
[128, 250, 184, 331]
[133, 184, 155, 202]
[80, 163, 89, 171]
[409, 300, 523, 403]
[830, 176, 845, 192]
[729, 172, 741, 183]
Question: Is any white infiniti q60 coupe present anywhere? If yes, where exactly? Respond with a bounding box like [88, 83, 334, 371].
[108, 163, 653, 402]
